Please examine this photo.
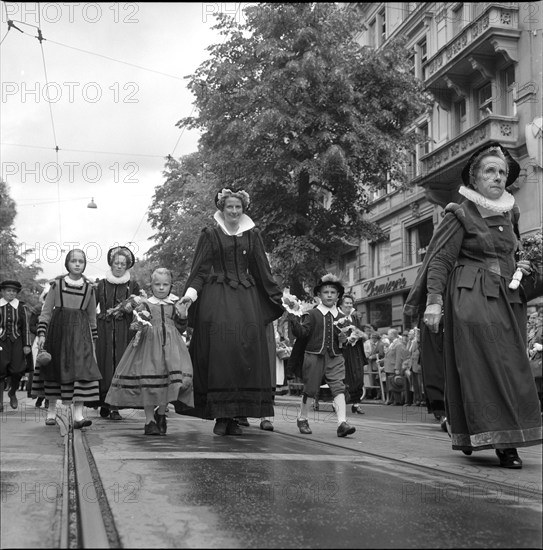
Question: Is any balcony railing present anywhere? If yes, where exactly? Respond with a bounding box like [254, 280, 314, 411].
[424, 3, 520, 83]
[420, 115, 518, 175]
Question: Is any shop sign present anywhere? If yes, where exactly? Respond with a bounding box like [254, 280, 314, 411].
[363, 274, 407, 298]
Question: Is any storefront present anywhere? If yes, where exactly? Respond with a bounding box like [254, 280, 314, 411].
[354, 264, 421, 332]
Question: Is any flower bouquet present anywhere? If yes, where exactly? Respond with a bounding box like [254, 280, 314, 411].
[129, 305, 152, 347]
[107, 289, 148, 319]
[333, 317, 366, 347]
[282, 289, 304, 316]
[509, 232, 543, 295]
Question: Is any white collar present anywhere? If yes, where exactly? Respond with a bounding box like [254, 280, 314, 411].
[105, 269, 131, 285]
[316, 304, 339, 317]
[0, 297, 19, 308]
[148, 295, 177, 305]
[64, 275, 85, 287]
[214, 211, 255, 236]
[458, 185, 515, 214]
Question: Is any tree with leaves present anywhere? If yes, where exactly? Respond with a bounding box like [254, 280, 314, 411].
[147, 153, 217, 291]
[0, 179, 44, 307]
[161, 3, 430, 296]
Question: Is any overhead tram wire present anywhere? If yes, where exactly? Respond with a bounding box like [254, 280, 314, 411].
[35, 2, 64, 247]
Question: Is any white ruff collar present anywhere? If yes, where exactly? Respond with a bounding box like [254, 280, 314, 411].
[105, 269, 131, 285]
[64, 275, 85, 287]
[458, 185, 514, 213]
[214, 211, 255, 236]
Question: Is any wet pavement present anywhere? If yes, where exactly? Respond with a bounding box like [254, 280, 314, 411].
[1, 391, 542, 548]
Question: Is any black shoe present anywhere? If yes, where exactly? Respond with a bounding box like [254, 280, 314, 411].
[35, 397, 44, 408]
[45, 418, 56, 426]
[496, 448, 522, 469]
[351, 404, 365, 415]
[226, 419, 243, 435]
[213, 418, 229, 436]
[109, 410, 123, 421]
[154, 411, 167, 435]
[99, 406, 110, 418]
[9, 394, 18, 409]
[337, 421, 356, 437]
[462, 450, 473, 456]
[440, 417, 448, 433]
[144, 421, 160, 436]
[297, 419, 312, 434]
[259, 419, 274, 431]
[235, 416, 250, 427]
[73, 419, 92, 429]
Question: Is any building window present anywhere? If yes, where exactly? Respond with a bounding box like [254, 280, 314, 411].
[478, 82, 493, 119]
[417, 123, 429, 159]
[378, 9, 386, 46]
[452, 3, 464, 36]
[453, 98, 467, 135]
[371, 239, 391, 278]
[368, 19, 376, 48]
[340, 250, 357, 285]
[406, 218, 434, 266]
[416, 37, 427, 79]
[502, 65, 516, 116]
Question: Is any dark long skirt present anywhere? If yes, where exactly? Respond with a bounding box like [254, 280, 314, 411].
[177, 282, 274, 419]
[443, 270, 542, 451]
[342, 342, 366, 403]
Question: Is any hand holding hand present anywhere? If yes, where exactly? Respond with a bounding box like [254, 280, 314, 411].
[23, 346, 31, 355]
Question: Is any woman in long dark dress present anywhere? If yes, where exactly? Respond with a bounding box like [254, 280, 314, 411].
[95, 246, 140, 420]
[405, 142, 542, 468]
[174, 188, 284, 435]
[338, 294, 367, 413]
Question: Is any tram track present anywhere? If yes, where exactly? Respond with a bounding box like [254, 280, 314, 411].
[58, 408, 121, 549]
[58, 409, 541, 548]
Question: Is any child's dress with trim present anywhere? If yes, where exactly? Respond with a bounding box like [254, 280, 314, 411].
[105, 296, 194, 409]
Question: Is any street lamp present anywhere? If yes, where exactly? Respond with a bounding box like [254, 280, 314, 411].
[87, 198, 97, 209]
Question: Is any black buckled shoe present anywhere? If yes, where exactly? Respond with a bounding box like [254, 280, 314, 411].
[496, 448, 522, 469]
[99, 406, 110, 418]
[144, 420, 160, 436]
[297, 419, 312, 434]
[154, 411, 167, 435]
[337, 421, 356, 438]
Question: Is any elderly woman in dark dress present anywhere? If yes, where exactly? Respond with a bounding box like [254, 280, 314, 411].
[405, 142, 542, 468]
[175, 188, 284, 435]
[95, 246, 140, 420]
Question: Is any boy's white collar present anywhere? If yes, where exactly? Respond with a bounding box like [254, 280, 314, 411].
[0, 297, 19, 307]
[316, 304, 339, 316]
[148, 294, 178, 305]
[214, 211, 255, 235]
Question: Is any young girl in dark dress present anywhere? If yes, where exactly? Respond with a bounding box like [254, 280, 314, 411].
[34, 249, 102, 429]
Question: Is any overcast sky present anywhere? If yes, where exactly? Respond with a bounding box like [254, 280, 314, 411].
[1, 2, 242, 281]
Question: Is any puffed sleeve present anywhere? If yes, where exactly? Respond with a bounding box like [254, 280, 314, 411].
[37, 282, 56, 337]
